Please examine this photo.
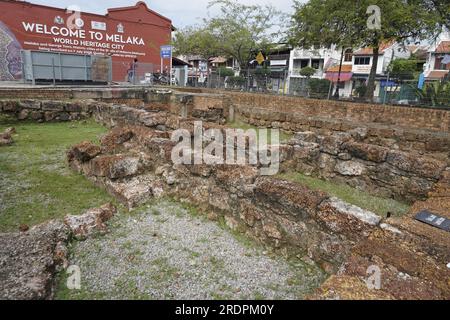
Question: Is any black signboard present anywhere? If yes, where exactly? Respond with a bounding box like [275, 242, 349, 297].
[415, 210, 450, 232]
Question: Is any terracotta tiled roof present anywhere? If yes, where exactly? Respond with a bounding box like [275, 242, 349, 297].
[210, 57, 228, 64]
[326, 64, 353, 72]
[353, 42, 394, 56]
[426, 70, 449, 80]
[436, 41, 450, 54]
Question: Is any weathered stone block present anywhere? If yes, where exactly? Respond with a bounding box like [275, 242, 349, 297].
[316, 197, 381, 239]
[335, 160, 365, 176]
[139, 112, 167, 127]
[41, 101, 65, 111]
[293, 141, 320, 158]
[44, 112, 57, 122]
[17, 109, 29, 120]
[291, 131, 318, 144]
[343, 141, 388, 163]
[319, 133, 351, 155]
[58, 112, 70, 121]
[67, 141, 101, 163]
[30, 111, 43, 120]
[255, 177, 327, 217]
[65, 102, 82, 113]
[386, 150, 446, 179]
[100, 127, 134, 151]
[19, 100, 40, 110]
[0, 220, 70, 300]
[64, 203, 117, 240]
[89, 155, 144, 179]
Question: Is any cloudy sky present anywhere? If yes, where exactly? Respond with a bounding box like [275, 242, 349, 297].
[28, 0, 296, 28]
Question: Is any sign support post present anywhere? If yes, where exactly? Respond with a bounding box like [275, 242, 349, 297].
[170, 49, 173, 87]
[160, 45, 173, 86]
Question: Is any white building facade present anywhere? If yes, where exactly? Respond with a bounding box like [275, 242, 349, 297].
[287, 42, 411, 100]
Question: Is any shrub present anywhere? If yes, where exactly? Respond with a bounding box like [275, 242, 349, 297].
[354, 84, 368, 98]
[253, 67, 271, 77]
[308, 78, 331, 98]
[217, 67, 234, 77]
[299, 66, 316, 78]
[227, 76, 246, 87]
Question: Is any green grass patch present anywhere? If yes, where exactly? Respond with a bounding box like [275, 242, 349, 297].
[0, 117, 114, 232]
[278, 172, 410, 218]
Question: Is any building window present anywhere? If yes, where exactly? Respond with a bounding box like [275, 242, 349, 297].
[344, 49, 353, 62]
[355, 56, 371, 65]
[294, 59, 310, 69]
[435, 56, 450, 70]
[311, 59, 321, 69]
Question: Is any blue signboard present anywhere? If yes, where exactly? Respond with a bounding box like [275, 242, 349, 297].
[160, 45, 172, 59]
[418, 73, 425, 90]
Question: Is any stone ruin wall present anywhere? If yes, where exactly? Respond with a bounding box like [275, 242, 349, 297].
[172, 87, 450, 131]
[64, 105, 450, 299]
[283, 131, 447, 203]
[1, 88, 449, 299]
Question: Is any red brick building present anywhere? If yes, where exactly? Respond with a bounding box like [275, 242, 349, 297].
[0, 0, 173, 81]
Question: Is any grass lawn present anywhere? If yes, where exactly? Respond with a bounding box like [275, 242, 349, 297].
[278, 172, 410, 218]
[0, 114, 115, 232]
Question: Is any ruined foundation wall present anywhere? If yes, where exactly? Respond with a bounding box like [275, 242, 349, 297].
[1, 97, 447, 203]
[1, 91, 448, 299]
[172, 88, 450, 160]
[66, 125, 385, 274]
[172, 87, 450, 132]
[282, 131, 448, 203]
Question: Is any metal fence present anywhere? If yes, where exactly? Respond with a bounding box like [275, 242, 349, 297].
[21, 50, 112, 84]
[185, 69, 449, 108]
[190, 68, 290, 95]
[112, 61, 157, 85]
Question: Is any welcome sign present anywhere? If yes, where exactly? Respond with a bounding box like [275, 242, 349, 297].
[0, 1, 173, 81]
[21, 21, 146, 57]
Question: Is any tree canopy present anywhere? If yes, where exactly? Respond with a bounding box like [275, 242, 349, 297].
[288, 0, 443, 101]
[172, 0, 286, 69]
[388, 58, 417, 81]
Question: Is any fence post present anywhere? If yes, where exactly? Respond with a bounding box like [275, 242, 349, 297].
[383, 72, 390, 105]
[52, 58, 56, 86]
[327, 80, 333, 100]
[21, 50, 26, 84]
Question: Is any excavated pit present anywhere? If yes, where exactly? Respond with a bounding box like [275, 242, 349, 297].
[0, 87, 449, 300]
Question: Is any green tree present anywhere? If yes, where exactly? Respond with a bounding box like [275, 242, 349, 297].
[172, 26, 218, 60]
[299, 66, 316, 78]
[388, 59, 417, 82]
[308, 78, 331, 99]
[217, 67, 234, 77]
[421, 0, 450, 29]
[289, 0, 442, 101]
[173, 0, 285, 71]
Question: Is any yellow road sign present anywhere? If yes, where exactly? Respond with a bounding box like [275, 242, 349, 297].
[256, 52, 265, 65]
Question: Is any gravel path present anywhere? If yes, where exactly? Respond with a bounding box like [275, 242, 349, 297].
[58, 200, 326, 300]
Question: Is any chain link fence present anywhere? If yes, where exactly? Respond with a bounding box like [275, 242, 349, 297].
[189, 68, 290, 95]
[185, 68, 449, 108]
[112, 61, 158, 85]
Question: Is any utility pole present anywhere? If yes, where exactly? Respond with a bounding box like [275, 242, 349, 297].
[334, 46, 345, 99]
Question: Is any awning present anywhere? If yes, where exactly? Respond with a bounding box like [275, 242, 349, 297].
[425, 70, 449, 80]
[325, 72, 353, 83]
